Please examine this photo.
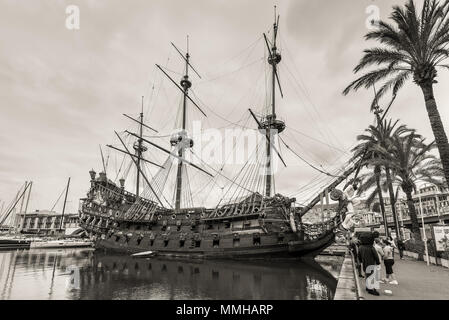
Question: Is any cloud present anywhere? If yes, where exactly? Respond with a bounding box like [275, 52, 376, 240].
[0, 0, 448, 213]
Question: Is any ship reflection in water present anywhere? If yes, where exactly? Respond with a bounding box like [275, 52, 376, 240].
[0, 249, 342, 300]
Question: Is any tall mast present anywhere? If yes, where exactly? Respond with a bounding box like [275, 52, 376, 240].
[262, 7, 284, 197]
[135, 96, 145, 198]
[59, 177, 70, 232]
[154, 38, 204, 210]
[175, 36, 192, 211]
[17, 181, 27, 228]
[20, 181, 32, 232]
[271, 7, 278, 117]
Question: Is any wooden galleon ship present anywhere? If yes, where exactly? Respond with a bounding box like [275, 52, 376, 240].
[79, 14, 359, 258]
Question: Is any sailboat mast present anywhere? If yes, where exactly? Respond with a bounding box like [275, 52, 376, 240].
[17, 181, 28, 229]
[175, 37, 192, 211]
[59, 177, 70, 232]
[135, 96, 144, 198]
[20, 181, 32, 231]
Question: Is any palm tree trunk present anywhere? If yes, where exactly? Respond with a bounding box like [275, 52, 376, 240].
[420, 83, 449, 186]
[385, 166, 402, 240]
[375, 166, 389, 237]
[403, 184, 421, 240]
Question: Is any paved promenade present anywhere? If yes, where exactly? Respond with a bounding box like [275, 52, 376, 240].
[361, 254, 449, 300]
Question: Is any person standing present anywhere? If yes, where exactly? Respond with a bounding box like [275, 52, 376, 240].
[358, 233, 381, 296]
[374, 238, 387, 283]
[396, 238, 405, 259]
[383, 239, 398, 285]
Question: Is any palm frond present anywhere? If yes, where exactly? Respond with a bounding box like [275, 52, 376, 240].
[343, 68, 402, 95]
[354, 48, 411, 72]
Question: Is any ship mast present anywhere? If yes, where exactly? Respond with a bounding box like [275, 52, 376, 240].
[153, 38, 207, 210]
[175, 37, 192, 211]
[134, 96, 145, 198]
[262, 7, 285, 197]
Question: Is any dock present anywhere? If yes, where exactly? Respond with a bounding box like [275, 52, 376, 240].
[333, 249, 363, 300]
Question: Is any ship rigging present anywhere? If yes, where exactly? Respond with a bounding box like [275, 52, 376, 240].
[79, 9, 362, 258]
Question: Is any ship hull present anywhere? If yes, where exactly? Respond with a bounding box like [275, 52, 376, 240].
[83, 223, 335, 259]
[79, 177, 340, 260]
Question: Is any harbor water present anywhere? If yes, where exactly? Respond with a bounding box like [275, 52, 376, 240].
[0, 249, 342, 300]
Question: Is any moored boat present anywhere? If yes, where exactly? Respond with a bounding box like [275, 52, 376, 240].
[0, 237, 31, 250]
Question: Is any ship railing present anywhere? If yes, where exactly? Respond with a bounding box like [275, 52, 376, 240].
[80, 202, 122, 220]
[123, 200, 159, 221]
[210, 201, 264, 218]
[92, 182, 159, 207]
[209, 193, 295, 219]
[94, 183, 134, 205]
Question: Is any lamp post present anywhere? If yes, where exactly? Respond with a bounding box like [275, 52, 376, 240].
[418, 192, 430, 266]
[435, 191, 443, 225]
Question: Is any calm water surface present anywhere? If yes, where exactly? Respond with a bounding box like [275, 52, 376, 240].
[0, 249, 342, 300]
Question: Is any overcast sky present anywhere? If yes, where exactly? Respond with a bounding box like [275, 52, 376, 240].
[1, 0, 448, 214]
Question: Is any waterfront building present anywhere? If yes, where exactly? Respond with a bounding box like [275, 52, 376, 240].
[13, 210, 82, 236]
[395, 185, 449, 223]
[360, 184, 449, 238]
[359, 211, 383, 226]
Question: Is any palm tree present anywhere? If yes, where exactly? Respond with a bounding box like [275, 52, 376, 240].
[356, 166, 389, 233]
[416, 158, 446, 184]
[352, 119, 409, 238]
[375, 133, 442, 240]
[343, 0, 449, 186]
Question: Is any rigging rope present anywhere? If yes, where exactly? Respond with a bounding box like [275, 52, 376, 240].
[50, 184, 67, 212]
[279, 135, 343, 178]
[280, 36, 346, 152]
